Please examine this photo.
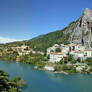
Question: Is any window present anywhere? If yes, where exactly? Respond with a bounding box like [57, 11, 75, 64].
[72, 46, 75, 51]
[69, 47, 71, 51]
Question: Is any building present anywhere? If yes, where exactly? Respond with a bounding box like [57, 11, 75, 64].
[47, 47, 53, 56]
[12, 45, 32, 56]
[84, 49, 92, 58]
[48, 43, 92, 62]
[47, 44, 62, 56]
[62, 46, 69, 54]
[71, 49, 92, 61]
[73, 50, 85, 61]
[49, 52, 66, 62]
[68, 43, 86, 52]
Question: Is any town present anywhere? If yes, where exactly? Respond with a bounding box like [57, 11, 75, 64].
[0, 43, 92, 73]
[47, 43, 92, 62]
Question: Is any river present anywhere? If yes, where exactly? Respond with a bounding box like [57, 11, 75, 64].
[0, 61, 92, 92]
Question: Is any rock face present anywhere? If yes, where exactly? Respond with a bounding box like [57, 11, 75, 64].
[64, 8, 92, 48]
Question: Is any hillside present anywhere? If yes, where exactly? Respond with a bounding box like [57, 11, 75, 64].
[2, 8, 92, 52]
[1, 27, 71, 52]
[25, 27, 70, 52]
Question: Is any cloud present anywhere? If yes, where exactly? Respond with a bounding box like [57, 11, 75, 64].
[0, 36, 20, 43]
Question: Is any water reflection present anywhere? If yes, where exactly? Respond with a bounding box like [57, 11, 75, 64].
[45, 71, 92, 92]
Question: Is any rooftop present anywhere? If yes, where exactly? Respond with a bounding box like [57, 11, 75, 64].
[50, 52, 65, 55]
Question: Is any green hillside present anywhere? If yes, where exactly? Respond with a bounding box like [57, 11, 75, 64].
[1, 27, 71, 53]
[2, 21, 78, 53]
[25, 27, 70, 52]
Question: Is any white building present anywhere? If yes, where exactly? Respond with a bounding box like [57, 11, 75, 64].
[62, 46, 69, 54]
[53, 44, 60, 48]
[49, 52, 66, 62]
[72, 49, 92, 61]
[48, 43, 92, 62]
[84, 49, 92, 58]
[47, 47, 53, 56]
[73, 50, 85, 60]
[47, 44, 61, 56]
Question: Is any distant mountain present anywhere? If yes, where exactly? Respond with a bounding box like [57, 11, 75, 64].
[3, 8, 92, 52]
[31, 35, 45, 40]
[0, 37, 18, 44]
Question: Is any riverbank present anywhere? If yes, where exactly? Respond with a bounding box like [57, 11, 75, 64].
[0, 51, 92, 74]
[34, 61, 92, 75]
[1, 59, 92, 75]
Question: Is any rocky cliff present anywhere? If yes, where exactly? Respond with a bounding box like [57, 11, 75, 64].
[64, 8, 92, 48]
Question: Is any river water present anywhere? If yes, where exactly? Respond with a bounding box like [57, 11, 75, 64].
[0, 61, 92, 92]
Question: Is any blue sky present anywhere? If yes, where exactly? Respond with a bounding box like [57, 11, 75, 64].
[0, 0, 92, 43]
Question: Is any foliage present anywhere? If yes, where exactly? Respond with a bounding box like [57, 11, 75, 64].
[54, 64, 76, 73]
[35, 61, 45, 69]
[86, 57, 92, 62]
[69, 21, 76, 26]
[54, 65, 62, 72]
[67, 54, 76, 64]
[47, 55, 50, 59]
[67, 54, 73, 61]
[25, 28, 70, 52]
[84, 58, 92, 66]
[62, 65, 76, 73]
[77, 58, 81, 62]
[7, 48, 13, 51]
[1, 21, 72, 53]
[87, 67, 92, 73]
[11, 77, 26, 88]
[63, 57, 68, 64]
[0, 70, 25, 92]
[59, 59, 64, 64]
[55, 48, 61, 52]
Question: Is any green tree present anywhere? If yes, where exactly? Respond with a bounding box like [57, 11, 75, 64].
[55, 48, 61, 52]
[0, 69, 25, 92]
[63, 57, 68, 64]
[68, 54, 76, 64]
[35, 61, 45, 69]
[77, 58, 81, 62]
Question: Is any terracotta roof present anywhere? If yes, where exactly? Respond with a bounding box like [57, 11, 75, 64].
[50, 52, 65, 55]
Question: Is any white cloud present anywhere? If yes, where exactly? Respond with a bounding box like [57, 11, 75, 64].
[0, 37, 20, 43]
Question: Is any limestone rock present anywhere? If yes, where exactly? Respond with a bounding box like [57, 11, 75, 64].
[64, 8, 92, 48]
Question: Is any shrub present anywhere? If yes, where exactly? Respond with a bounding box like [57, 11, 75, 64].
[61, 65, 76, 73]
[54, 65, 62, 72]
[35, 61, 45, 69]
[55, 48, 61, 52]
